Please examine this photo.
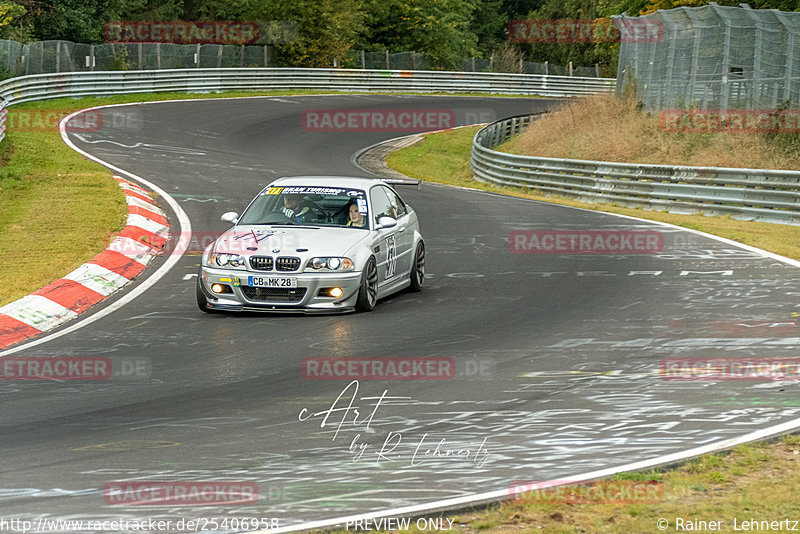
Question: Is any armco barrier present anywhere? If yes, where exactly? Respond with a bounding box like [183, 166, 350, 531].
[0, 68, 615, 107]
[471, 114, 800, 225]
[0, 98, 6, 143]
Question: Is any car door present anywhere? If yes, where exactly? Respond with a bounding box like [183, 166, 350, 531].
[380, 186, 413, 276]
[369, 186, 400, 287]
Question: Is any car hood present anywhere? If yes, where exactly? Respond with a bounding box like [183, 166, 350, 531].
[213, 225, 369, 257]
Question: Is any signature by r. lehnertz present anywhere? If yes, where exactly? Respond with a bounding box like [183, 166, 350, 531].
[298, 380, 490, 468]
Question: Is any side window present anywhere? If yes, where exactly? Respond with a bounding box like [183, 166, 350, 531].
[383, 187, 407, 217]
[369, 187, 394, 225]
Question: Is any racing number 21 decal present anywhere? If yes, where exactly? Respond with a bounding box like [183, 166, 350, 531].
[385, 235, 396, 280]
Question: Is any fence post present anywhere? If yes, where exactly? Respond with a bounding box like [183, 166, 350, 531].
[545, 60, 548, 75]
[196, 43, 201, 67]
[472, 57, 476, 72]
[595, 63, 600, 77]
[240, 45, 245, 67]
[264, 45, 268, 67]
[90, 45, 95, 71]
[569, 61, 573, 76]
[412, 51, 416, 70]
[385, 49, 390, 69]
[217, 45, 223, 68]
[56, 42, 61, 73]
[156, 43, 161, 69]
[138, 43, 142, 69]
[361, 49, 365, 69]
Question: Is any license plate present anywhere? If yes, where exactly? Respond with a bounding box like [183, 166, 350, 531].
[248, 276, 297, 288]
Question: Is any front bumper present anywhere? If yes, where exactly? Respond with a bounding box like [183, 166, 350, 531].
[199, 266, 361, 313]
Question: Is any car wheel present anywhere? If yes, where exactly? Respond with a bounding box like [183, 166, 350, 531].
[196, 271, 217, 313]
[408, 241, 425, 292]
[356, 256, 378, 312]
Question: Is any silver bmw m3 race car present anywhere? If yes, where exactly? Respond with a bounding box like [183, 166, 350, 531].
[196, 176, 425, 313]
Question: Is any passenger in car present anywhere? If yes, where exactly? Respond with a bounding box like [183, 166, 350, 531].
[346, 200, 367, 228]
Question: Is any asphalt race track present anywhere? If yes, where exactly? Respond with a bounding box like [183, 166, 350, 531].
[1, 94, 800, 531]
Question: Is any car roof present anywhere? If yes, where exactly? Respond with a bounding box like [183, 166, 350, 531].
[267, 176, 390, 190]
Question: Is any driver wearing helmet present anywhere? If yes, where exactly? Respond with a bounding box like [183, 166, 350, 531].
[281, 194, 311, 223]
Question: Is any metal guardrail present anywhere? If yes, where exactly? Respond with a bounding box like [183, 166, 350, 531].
[0, 68, 615, 107]
[471, 114, 800, 225]
[0, 99, 6, 144]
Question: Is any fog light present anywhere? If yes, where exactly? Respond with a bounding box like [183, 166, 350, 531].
[211, 284, 224, 293]
[330, 287, 343, 298]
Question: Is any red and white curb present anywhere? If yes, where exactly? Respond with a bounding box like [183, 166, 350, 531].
[0, 176, 169, 349]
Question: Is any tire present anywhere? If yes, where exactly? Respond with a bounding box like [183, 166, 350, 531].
[408, 241, 425, 292]
[356, 256, 378, 312]
[196, 271, 216, 313]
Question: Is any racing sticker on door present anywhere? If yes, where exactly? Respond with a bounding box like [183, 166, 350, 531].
[385, 235, 396, 280]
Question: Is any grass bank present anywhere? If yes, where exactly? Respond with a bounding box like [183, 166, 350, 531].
[380, 96, 800, 533]
[323, 436, 800, 533]
[387, 125, 800, 262]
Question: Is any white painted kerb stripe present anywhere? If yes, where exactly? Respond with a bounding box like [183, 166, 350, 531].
[126, 194, 166, 215]
[126, 213, 169, 236]
[63, 263, 131, 296]
[0, 295, 78, 331]
[107, 236, 158, 264]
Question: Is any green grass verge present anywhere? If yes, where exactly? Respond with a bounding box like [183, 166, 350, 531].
[318, 436, 800, 533]
[378, 120, 800, 534]
[386, 126, 800, 262]
[0, 119, 128, 306]
[0, 89, 549, 308]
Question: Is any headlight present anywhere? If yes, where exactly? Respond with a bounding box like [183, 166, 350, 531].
[305, 257, 354, 272]
[208, 253, 246, 269]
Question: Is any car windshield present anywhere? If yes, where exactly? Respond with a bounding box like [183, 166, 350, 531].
[238, 186, 370, 228]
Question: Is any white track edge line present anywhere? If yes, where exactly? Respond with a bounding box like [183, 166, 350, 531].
[261, 414, 800, 533]
[282, 134, 800, 534]
[0, 105, 191, 356]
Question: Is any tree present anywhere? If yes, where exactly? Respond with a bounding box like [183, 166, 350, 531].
[237, 0, 364, 68]
[0, 1, 26, 40]
[30, 0, 123, 42]
[359, 0, 478, 70]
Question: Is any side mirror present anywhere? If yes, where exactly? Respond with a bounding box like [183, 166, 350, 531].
[221, 212, 239, 224]
[377, 216, 397, 229]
